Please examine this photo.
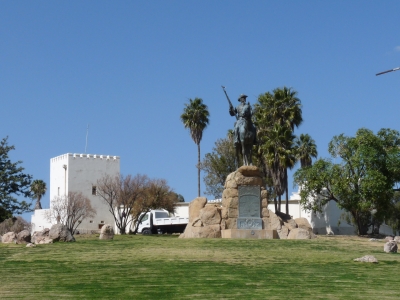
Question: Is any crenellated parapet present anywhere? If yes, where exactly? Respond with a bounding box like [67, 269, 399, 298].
[51, 153, 120, 163]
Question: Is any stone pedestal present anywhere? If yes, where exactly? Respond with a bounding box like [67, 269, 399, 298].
[221, 166, 277, 239]
[182, 166, 318, 239]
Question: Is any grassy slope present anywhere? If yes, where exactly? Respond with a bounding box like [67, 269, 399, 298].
[0, 235, 399, 299]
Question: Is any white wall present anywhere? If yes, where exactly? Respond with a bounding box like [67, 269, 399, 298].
[65, 153, 119, 232]
[31, 209, 52, 233]
[50, 153, 69, 200]
[268, 191, 357, 235]
[174, 203, 189, 218]
[268, 189, 396, 236]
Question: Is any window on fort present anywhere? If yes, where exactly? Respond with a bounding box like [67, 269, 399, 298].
[58, 187, 60, 196]
[92, 186, 97, 195]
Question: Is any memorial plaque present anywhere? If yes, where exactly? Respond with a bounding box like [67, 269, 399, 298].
[237, 218, 263, 229]
[237, 186, 262, 230]
[238, 186, 260, 217]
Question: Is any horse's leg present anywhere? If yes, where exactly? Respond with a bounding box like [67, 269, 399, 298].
[242, 142, 247, 166]
[245, 127, 254, 166]
[248, 145, 253, 166]
[239, 129, 246, 166]
[235, 144, 240, 169]
[245, 144, 251, 166]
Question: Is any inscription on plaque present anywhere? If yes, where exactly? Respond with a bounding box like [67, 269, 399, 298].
[238, 186, 260, 217]
[237, 186, 262, 230]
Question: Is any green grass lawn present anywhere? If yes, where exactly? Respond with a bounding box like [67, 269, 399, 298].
[0, 234, 398, 299]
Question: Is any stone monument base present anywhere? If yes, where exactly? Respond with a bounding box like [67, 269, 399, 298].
[221, 229, 278, 239]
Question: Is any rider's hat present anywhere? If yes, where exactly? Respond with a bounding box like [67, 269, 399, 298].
[238, 94, 248, 101]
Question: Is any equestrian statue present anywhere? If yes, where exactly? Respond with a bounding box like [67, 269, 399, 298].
[222, 86, 257, 167]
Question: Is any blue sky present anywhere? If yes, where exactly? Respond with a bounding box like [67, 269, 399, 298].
[1, 1, 400, 220]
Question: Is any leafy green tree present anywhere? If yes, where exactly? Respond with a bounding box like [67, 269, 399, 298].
[294, 133, 318, 168]
[0, 206, 12, 223]
[386, 191, 400, 234]
[31, 179, 47, 210]
[253, 87, 302, 214]
[201, 135, 237, 198]
[175, 193, 185, 202]
[180, 98, 210, 197]
[0, 137, 32, 221]
[294, 128, 400, 235]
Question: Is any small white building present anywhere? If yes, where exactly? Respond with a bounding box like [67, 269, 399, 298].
[174, 202, 189, 218]
[31, 153, 120, 233]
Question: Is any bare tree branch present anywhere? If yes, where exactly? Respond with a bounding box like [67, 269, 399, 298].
[97, 174, 148, 234]
[131, 178, 178, 234]
[45, 192, 96, 235]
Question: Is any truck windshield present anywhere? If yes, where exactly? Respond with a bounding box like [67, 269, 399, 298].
[154, 211, 169, 218]
[140, 213, 149, 222]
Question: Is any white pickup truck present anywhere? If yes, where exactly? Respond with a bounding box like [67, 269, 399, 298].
[137, 209, 189, 235]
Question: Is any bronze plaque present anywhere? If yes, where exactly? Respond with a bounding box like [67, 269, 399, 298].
[237, 186, 262, 230]
[238, 186, 260, 218]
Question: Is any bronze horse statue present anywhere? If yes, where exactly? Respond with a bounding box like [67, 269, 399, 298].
[223, 87, 257, 167]
[235, 111, 255, 166]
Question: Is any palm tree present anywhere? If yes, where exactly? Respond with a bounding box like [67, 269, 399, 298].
[294, 134, 318, 168]
[180, 98, 210, 197]
[31, 179, 47, 210]
[274, 87, 303, 131]
[254, 87, 302, 214]
[271, 87, 302, 214]
[262, 123, 296, 212]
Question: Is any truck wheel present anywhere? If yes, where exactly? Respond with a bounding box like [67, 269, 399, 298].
[142, 228, 152, 235]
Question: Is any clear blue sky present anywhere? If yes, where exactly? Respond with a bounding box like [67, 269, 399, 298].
[1, 1, 400, 220]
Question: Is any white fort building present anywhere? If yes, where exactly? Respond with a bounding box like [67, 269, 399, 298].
[31, 153, 120, 233]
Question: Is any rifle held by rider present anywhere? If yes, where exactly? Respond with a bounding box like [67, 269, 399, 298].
[221, 86, 237, 120]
